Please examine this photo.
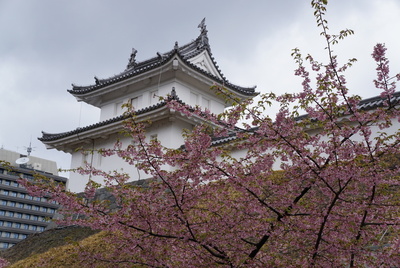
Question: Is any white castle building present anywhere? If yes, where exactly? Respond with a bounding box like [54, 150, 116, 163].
[39, 20, 257, 192]
[39, 20, 400, 193]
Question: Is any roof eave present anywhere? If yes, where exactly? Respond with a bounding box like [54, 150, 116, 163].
[69, 55, 178, 107]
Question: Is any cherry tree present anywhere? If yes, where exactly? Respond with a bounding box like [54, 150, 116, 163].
[20, 0, 400, 267]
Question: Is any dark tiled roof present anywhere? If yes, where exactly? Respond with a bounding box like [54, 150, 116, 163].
[39, 93, 183, 142]
[210, 133, 239, 147]
[295, 91, 400, 122]
[211, 91, 400, 146]
[357, 91, 400, 110]
[68, 21, 256, 97]
[41, 90, 400, 145]
[39, 114, 126, 142]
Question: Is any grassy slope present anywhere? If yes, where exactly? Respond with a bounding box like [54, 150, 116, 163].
[0, 226, 99, 267]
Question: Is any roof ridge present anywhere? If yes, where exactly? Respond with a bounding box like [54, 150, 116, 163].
[67, 18, 255, 96]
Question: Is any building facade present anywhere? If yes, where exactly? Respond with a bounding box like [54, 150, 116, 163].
[0, 149, 67, 249]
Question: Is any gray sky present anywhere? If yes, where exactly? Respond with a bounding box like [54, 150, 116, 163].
[1, 0, 399, 177]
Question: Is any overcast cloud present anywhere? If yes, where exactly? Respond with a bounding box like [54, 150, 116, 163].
[0, 0, 399, 177]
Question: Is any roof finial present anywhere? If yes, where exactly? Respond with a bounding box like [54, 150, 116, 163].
[157, 52, 164, 59]
[126, 48, 138, 69]
[174, 41, 179, 50]
[197, 18, 209, 49]
[198, 18, 206, 33]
